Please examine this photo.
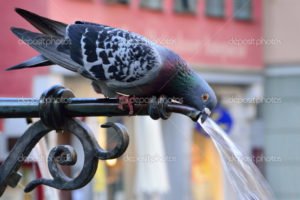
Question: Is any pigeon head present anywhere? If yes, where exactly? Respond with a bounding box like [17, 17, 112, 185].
[163, 66, 217, 122]
[183, 72, 217, 122]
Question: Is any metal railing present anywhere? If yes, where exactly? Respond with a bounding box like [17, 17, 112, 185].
[0, 85, 201, 196]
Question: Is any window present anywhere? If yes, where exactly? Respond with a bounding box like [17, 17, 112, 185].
[205, 0, 224, 18]
[118, 0, 129, 4]
[174, 0, 197, 13]
[105, 0, 129, 4]
[140, 0, 163, 10]
[234, 0, 252, 20]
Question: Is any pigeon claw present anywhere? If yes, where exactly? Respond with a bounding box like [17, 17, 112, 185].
[117, 95, 135, 115]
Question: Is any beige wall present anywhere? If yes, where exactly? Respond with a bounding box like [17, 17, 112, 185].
[264, 0, 300, 64]
[64, 76, 101, 98]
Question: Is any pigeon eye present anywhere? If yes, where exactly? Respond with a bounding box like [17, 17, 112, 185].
[201, 93, 209, 102]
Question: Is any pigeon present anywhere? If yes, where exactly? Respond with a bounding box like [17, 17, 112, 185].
[7, 8, 217, 121]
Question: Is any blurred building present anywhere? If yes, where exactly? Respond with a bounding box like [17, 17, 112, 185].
[264, 0, 300, 199]
[0, 2, 50, 200]
[0, 0, 263, 200]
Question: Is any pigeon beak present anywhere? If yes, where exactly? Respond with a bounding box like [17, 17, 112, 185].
[200, 107, 211, 123]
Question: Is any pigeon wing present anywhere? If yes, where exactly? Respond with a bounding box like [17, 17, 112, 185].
[66, 23, 162, 85]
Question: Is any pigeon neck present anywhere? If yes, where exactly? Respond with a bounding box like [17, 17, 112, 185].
[162, 65, 197, 99]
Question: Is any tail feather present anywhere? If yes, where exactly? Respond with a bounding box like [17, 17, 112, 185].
[15, 8, 67, 37]
[10, 27, 94, 79]
[6, 54, 53, 71]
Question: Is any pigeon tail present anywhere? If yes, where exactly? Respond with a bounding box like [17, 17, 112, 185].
[6, 54, 53, 71]
[8, 27, 94, 79]
[15, 8, 67, 37]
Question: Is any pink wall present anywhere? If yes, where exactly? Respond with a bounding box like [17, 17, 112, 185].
[0, 0, 48, 97]
[48, 0, 263, 70]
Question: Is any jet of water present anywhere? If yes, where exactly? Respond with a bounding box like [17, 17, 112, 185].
[198, 118, 275, 200]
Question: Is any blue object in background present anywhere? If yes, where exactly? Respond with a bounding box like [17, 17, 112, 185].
[195, 104, 233, 136]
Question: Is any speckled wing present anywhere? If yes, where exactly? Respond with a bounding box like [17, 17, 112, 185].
[66, 23, 162, 85]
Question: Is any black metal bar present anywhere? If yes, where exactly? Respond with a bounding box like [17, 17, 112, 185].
[0, 98, 39, 118]
[0, 97, 200, 121]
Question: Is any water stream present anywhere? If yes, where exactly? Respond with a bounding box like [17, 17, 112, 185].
[198, 118, 274, 200]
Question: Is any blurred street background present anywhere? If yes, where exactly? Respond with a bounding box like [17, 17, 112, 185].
[0, 0, 299, 199]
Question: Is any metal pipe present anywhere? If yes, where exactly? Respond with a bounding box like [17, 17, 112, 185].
[0, 97, 200, 121]
[0, 98, 39, 118]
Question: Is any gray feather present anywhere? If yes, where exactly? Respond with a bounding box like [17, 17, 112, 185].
[66, 24, 162, 84]
[11, 27, 94, 79]
[6, 54, 52, 71]
[15, 8, 67, 37]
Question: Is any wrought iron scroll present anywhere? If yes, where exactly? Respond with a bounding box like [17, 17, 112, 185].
[0, 85, 201, 196]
